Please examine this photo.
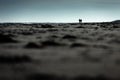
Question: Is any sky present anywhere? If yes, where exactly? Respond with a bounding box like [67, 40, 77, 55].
[0, 0, 120, 23]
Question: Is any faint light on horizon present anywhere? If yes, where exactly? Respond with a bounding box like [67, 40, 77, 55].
[0, 10, 118, 23]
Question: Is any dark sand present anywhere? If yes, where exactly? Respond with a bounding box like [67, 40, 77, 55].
[0, 22, 120, 80]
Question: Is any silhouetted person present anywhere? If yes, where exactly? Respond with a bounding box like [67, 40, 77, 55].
[79, 19, 82, 23]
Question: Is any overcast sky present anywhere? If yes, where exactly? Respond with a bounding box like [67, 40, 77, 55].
[0, 0, 120, 22]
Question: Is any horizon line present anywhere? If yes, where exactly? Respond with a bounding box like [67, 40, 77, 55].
[0, 21, 114, 24]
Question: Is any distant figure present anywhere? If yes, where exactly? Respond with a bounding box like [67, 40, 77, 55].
[79, 19, 82, 23]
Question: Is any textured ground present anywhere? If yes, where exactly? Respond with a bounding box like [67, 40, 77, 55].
[0, 23, 120, 80]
